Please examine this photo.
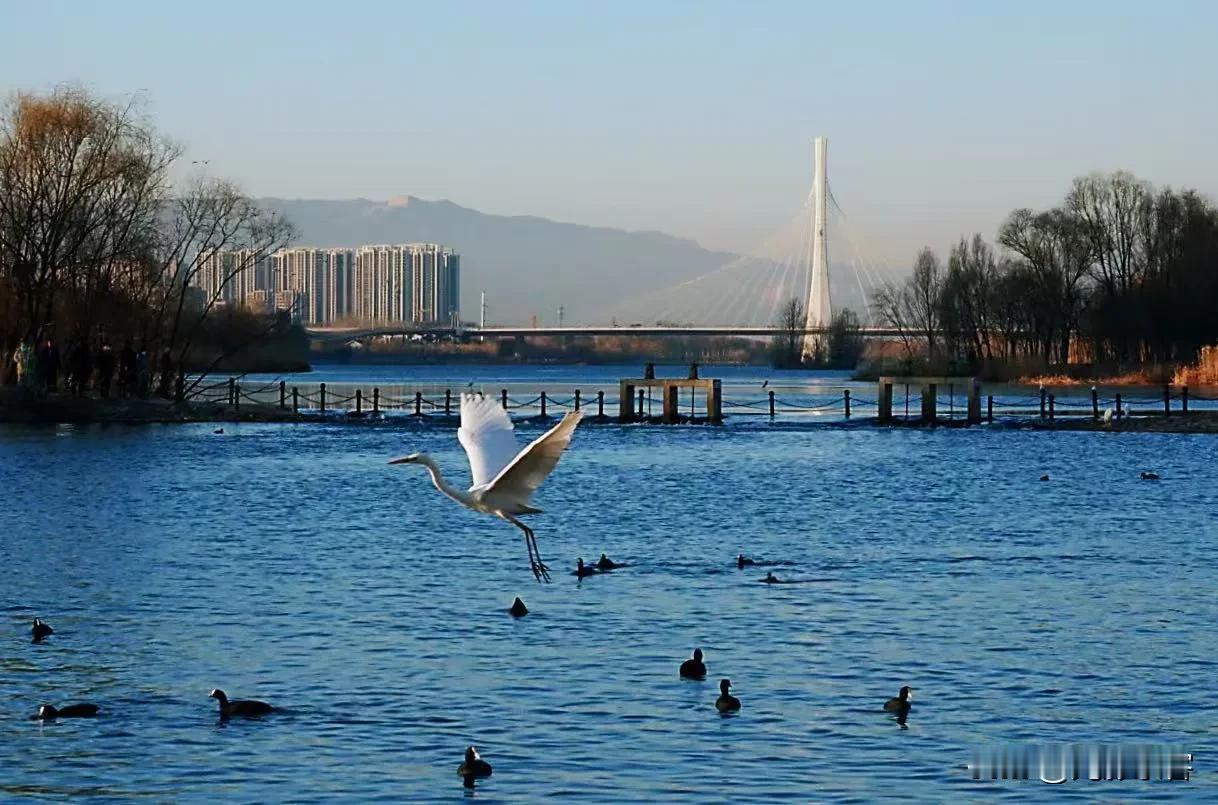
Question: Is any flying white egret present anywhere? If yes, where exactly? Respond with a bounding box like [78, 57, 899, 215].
[390, 393, 583, 582]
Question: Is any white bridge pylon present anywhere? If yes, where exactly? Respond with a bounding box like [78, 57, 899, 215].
[802, 136, 832, 359]
[601, 136, 881, 329]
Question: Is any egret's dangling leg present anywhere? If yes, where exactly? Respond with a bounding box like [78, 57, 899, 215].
[506, 514, 550, 583]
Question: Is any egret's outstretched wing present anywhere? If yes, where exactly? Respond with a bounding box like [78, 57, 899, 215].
[485, 410, 582, 507]
[458, 393, 520, 489]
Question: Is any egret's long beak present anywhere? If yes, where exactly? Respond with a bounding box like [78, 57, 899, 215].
[388, 456, 413, 465]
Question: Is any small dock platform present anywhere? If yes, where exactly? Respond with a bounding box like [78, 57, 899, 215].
[620, 364, 722, 424]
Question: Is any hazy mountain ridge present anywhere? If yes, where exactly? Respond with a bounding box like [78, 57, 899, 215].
[260, 196, 739, 325]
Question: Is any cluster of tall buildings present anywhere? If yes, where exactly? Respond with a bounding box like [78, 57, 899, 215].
[195, 244, 460, 326]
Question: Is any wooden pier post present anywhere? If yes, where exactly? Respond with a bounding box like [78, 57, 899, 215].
[228, 377, 236, 406]
[234, 384, 240, 411]
[373, 387, 379, 413]
[574, 389, 581, 411]
[1163, 384, 1170, 416]
[414, 391, 422, 416]
[1091, 387, 1099, 421]
[540, 391, 548, 418]
[921, 382, 937, 423]
[320, 383, 326, 413]
[638, 389, 645, 419]
[445, 389, 452, 416]
[356, 389, 362, 413]
[844, 389, 851, 419]
[1048, 393, 1055, 421]
[1115, 392, 1122, 421]
[1039, 386, 1047, 419]
[966, 381, 981, 424]
[662, 386, 678, 424]
[710, 379, 723, 424]
[619, 382, 635, 422]
[292, 386, 299, 413]
[279, 380, 286, 410]
[1182, 386, 1189, 413]
[877, 381, 893, 423]
[501, 389, 508, 410]
[987, 394, 993, 423]
[597, 390, 605, 418]
[768, 390, 775, 418]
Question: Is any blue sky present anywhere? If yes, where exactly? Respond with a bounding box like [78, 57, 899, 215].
[3, 0, 1216, 265]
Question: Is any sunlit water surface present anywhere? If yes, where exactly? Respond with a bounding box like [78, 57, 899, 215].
[2, 365, 1217, 801]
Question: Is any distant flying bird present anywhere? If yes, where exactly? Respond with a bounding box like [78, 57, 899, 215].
[761, 380, 769, 389]
[390, 393, 582, 582]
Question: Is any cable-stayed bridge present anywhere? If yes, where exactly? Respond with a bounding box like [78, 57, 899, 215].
[307, 137, 888, 343]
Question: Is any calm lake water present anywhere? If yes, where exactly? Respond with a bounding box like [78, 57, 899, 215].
[3, 364, 1217, 801]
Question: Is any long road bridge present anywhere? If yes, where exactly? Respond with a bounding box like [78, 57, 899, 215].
[304, 324, 907, 344]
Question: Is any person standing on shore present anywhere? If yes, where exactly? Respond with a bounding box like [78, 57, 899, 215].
[16, 337, 41, 391]
[118, 340, 136, 397]
[157, 348, 174, 398]
[39, 337, 60, 392]
[96, 339, 115, 398]
[70, 338, 92, 396]
[135, 346, 150, 398]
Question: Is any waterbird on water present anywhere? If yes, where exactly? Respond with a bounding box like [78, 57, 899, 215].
[680, 649, 706, 680]
[31, 618, 53, 641]
[716, 679, 741, 712]
[390, 393, 583, 582]
[35, 703, 98, 720]
[458, 746, 493, 779]
[737, 554, 755, 568]
[573, 557, 598, 578]
[1140, 471, 1160, 480]
[883, 686, 913, 721]
[209, 689, 273, 718]
[762, 572, 780, 583]
[596, 553, 621, 570]
[1040, 474, 1050, 482]
[508, 597, 528, 617]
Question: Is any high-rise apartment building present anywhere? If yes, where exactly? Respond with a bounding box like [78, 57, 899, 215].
[191, 242, 460, 326]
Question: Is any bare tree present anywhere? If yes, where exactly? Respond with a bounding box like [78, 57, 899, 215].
[771, 297, 805, 367]
[0, 86, 296, 396]
[908, 247, 942, 357]
[870, 280, 916, 358]
[0, 86, 176, 348]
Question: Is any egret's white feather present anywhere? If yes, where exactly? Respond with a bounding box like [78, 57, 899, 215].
[482, 410, 582, 510]
[458, 393, 521, 488]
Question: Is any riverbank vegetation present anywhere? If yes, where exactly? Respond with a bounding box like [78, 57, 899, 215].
[0, 86, 298, 400]
[869, 171, 1218, 382]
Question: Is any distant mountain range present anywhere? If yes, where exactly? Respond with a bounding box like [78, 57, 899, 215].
[260, 196, 739, 325]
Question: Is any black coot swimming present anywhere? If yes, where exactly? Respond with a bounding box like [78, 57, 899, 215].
[210, 689, 274, 718]
[31, 618, 54, 642]
[458, 746, 493, 779]
[596, 553, 621, 570]
[715, 679, 741, 712]
[508, 597, 528, 617]
[35, 703, 98, 720]
[883, 686, 913, 720]
[1140, 471, 1160, 480]
[679, 649, 707, 680]
[573, 558, 598, 578]
[737, 554, 755, 569]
